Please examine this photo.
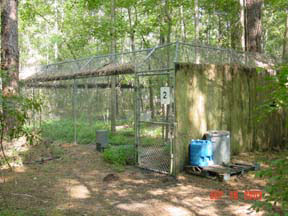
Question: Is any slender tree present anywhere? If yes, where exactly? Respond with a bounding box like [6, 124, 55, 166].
[127, 7, 135, 52]
[245, 0, 263, 52]
[1, 0, 19, 122]
[179, 5, 187, 41]
[194, 0, 199, 42]
[240, 0, 246, 51]
[0, 0, 19, 169]
[283, 9, 288, 62]
[110, 0, 117, 134]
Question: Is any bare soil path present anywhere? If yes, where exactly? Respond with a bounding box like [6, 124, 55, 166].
[0, 143, 265, 216]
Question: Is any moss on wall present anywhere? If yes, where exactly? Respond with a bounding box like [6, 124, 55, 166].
[174, 63, 287, 174]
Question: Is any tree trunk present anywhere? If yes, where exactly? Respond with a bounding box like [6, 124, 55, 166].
[164, 0, 171, 44]
[282, 9, 288, 63]
[110, 0, 117, 134]
[54, 0, 59, 60]
[128, 7, 135, 52]
[194, 0, 200, 63]
[1, 0, 19, 129]
[180, 5, 187, 41]
[194, 0, 199, 42]
[217, 15, 222, 44]
[207, 14, 211, 44]
[159, 0, 172, 45]
[245, 0, 263, 52]
[240, 0, 246, 51]
[159, 5, 165, 45]
[148, 79, 154, 119]
[116, 86, 119, 117]
[230, 18, 240, 50]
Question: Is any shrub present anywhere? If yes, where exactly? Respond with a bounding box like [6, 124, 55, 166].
[252, 64, 288, 215]
[253, 155, 288, 215]
[109, 133, 134, 146]
[103, 145, 135, 166]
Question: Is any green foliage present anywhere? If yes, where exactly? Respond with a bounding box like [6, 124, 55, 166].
[0, 95, 42, 140]
[17, 0, 288, 65]
[272, 65, 288, 108]
[252, 64, 288, 215]
[256, 64, 288, 123]
[103, 145, 135, 166]
[0, 208, 46, 216]
[109, 132, 134, 146]
[49, 144, 65, 158]
[42, 119, 163, 146]
[253, 154, 288, 215]
[41, 119, 74, 143]
[0, 73, 42, 165]
[41, 119, 108, 144]
[41, 119, 136, 146]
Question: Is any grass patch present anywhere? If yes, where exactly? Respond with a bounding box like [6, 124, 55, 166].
[41, 119, 136, 147]
[109, 132, 134, 146]
[20, 141, 65, 164]
[41, 119, 135, 145]
[41, 119, 164, 146]
[0, 208, 47, 216]
[0, 208, 66, 216]
[41, 119, 109, 144]
[103, 145, 135, 166]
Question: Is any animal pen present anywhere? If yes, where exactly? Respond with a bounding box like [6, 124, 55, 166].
[22, 42, 286, 176]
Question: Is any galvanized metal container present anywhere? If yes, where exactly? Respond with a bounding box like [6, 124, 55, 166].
[96, 130, 108, 152]
[203, 131, 230, 165]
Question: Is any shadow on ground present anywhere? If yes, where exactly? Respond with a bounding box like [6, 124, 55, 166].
[0, 143, 266, 216]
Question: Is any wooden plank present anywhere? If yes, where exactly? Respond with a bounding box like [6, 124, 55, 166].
[184, 162, 258, 181]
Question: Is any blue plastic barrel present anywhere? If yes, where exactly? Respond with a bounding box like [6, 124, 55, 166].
[189, 140, 213, 167]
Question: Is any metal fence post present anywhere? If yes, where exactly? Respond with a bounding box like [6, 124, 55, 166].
[73, 79, 77, 144]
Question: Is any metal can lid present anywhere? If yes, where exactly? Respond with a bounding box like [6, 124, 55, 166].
[206, 130, 230, 136]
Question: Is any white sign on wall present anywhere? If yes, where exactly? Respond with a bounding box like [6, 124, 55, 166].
[160, 87, 171, 105]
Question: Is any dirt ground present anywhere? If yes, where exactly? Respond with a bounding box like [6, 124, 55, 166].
[0, 143, 267, 216]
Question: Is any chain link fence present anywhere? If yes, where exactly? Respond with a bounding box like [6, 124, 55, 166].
[22, 42, 276, 174]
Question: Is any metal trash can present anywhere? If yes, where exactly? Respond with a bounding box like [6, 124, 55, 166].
[96, 130, 108, 152]
[203, 130, 230, 165]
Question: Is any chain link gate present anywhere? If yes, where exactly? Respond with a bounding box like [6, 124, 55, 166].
[134, 44, 177, 174]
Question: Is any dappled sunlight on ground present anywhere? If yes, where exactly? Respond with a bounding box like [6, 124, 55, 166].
[122, 178, 147, 184]
[117, 199, 194, 216]
[69, 184, 91, 199]
[61, 179, 91, 199]
[0, 143, 268, 215]
[14, 166, 28, 173]
[0, 175, 15, 183]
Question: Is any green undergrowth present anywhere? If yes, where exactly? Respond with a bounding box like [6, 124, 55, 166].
[40, 119, 163, 146]
[0, 208, 65, 216]
[41, 119, 109, 144]
[103, 145, 135, 166]
[41, 119, 136, 145]
[0, 209, 46, 216]
[40, 119, 166, 167]
[253, 150, 288, 215]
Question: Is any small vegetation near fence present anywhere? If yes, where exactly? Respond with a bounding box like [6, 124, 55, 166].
[40, 119, 163, 168]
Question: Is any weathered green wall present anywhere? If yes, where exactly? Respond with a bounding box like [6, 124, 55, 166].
[174, 63, 287, 174]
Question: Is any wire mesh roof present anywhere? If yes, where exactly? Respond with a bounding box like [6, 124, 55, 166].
[22, 42, 277, 83]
